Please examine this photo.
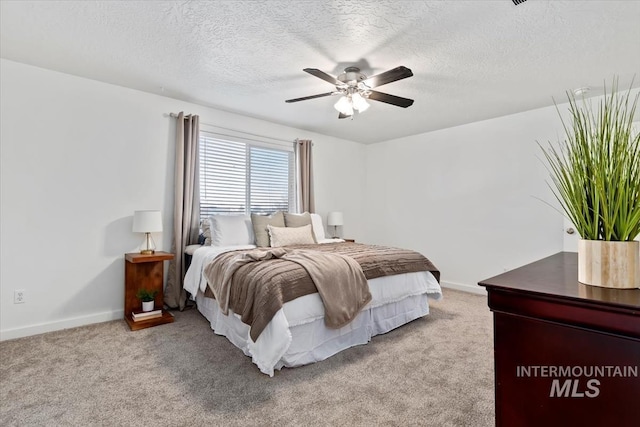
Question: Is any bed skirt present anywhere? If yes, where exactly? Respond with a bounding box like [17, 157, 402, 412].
[194, 271, 441, 376]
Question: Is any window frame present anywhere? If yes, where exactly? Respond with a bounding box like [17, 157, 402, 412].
[198, 127, 297, 220]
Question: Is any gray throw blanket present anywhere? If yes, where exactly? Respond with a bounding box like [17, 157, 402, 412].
[206, 247, 371, 331]
[283, 249, 371, 328]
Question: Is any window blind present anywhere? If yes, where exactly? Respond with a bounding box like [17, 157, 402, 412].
[199, 133, 294, 219]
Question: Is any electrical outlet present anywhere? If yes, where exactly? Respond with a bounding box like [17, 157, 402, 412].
[14, 289, 26, 304]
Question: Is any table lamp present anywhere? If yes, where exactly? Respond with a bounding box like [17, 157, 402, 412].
[327, 211, 344, 239]
[132, 210, 162, 254]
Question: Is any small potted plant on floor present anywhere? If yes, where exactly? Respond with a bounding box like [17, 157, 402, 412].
[541, 78, 639, 288]
[136, 289, 158, 312]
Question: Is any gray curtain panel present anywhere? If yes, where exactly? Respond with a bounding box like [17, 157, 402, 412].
[165, 112, 200, 310]
[297, 139, 315, 213]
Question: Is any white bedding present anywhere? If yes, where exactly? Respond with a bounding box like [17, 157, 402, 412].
[184, 243, 442, 376]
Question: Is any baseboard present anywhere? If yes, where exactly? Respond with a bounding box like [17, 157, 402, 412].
[0, 309, 124, 341]
[1, 283, 484, 340]
[440, 280, 487, 296]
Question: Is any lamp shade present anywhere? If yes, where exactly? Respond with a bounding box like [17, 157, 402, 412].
[132, 210, 162, 233]
[327, 211, 344, 226]
[334, 96, 354, 116]
[351, 92, 370, 112]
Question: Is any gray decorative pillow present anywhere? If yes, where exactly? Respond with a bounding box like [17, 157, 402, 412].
[284, 212, 317, 242]
[284, 212, 312, 228]
[251, 212, 285, 247]
[201, 219, 212, 245]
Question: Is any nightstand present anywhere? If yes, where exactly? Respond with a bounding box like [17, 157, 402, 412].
[124, 252, 175, 331]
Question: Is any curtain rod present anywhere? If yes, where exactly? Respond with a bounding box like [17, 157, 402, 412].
[168, 112, 298, 145]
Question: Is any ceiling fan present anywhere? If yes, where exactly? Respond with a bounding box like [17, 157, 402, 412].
[285, 66, 414, 119]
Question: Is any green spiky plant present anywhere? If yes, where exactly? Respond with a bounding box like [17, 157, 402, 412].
[540, 78, 640, 242]
[136, 289, 158, 302]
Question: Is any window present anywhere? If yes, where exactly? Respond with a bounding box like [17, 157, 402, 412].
[198, 132, 295, 219]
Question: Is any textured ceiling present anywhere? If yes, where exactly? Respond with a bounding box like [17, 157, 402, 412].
[1, 1, 639, 144]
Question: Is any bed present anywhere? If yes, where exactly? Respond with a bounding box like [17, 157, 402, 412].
[183, 213, 442, 377]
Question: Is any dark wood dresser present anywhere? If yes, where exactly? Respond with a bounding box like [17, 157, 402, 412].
[479, 252, 640, 427]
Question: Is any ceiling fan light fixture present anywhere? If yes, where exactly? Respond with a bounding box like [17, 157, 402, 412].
[352, 92, 370, 112]
[334, 96, 354, 116]
[287, 65, 414, 119]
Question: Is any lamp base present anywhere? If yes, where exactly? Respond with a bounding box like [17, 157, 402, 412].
[139, 232, 156, 255]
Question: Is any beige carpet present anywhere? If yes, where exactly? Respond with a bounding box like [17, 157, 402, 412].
[0, 289, 494, 426]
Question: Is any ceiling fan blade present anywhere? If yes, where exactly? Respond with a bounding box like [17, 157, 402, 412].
[338, 112, 352, 119]
[362, 66, 413, 89]
[367, 90, 414, 108]
[285, 92, 336, 103]
[303, 68, 342, 86]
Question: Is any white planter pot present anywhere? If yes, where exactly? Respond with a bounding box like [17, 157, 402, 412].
[142, 300, 155, 312]
[578, 240, 640, 289]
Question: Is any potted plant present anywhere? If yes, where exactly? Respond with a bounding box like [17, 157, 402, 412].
[541, 78, 640, 289]
[136, 289, 158, 312]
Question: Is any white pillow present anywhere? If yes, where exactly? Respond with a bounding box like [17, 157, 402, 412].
[210, 214, 255, 246]
[268, 224, 315, 247]
[310, 213, 325, 241]
[184, 244, 203, 255]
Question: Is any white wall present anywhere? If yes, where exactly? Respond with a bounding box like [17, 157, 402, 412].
[364, 106, 569, 294]
[5, 57, 632, 338]
[0, 59, 366, 340]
